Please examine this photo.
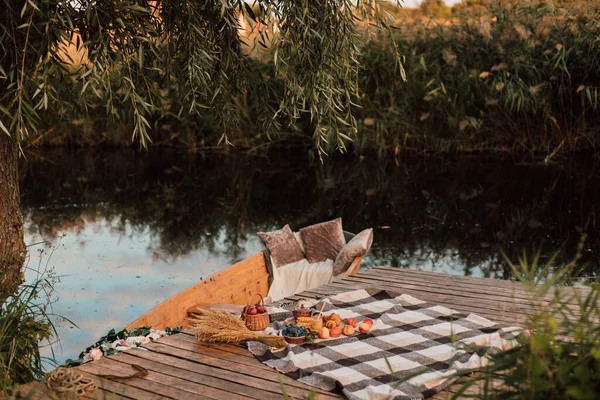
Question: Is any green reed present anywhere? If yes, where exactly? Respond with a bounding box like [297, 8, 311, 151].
[355, 1, 600, 155]
[450, 237, 600, 399]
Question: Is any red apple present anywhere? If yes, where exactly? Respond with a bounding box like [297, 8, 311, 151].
[247, 306, 258, 315]
[346, 317, 358, 328]
[256, 305, 266, 314]
[362, 318, 373, 327]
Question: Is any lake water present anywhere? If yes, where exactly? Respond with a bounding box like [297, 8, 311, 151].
[20, 148, 599, 366]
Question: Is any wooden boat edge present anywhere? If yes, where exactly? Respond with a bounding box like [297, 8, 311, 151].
[125, 252, 269, 330]
[126, 253, 362, 331]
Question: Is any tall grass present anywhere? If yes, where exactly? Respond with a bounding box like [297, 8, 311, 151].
[451, 238, 600, 399]
[0, 248, 61, 393]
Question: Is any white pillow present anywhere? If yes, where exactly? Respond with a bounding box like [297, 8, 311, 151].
[267, 258, 334, 302]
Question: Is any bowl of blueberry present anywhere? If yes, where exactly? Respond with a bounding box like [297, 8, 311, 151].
[281, 325, 307, 344]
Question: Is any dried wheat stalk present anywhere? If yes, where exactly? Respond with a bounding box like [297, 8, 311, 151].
[189, 308, 286, 348]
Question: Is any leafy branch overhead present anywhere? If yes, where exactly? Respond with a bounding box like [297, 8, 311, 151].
[0, 0, 404, 152]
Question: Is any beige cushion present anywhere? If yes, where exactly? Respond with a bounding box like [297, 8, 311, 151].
[257, 224, 305, 267]
[267, 258, 334, 302]
[299, 218, 346, 263]
[333, 228, 373, 276]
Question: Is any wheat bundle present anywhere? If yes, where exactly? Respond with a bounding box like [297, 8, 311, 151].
[189, 308, 286, 348]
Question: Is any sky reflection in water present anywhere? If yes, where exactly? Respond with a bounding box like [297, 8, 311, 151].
[25, 217, 264, 365]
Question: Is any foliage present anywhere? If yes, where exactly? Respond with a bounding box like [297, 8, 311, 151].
[0, 258, 58, 390]
[22, 1, 600, 155]
[356, 1, 600, 154]
[451, 240, 600, 399]
[419, 0, 452, 19]
[65, 326, 181, 367]
[0, 0, 403, 154]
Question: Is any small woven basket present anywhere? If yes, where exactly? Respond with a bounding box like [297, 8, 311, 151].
[293, 308, 311, 319]
[241, 293, 270, 331]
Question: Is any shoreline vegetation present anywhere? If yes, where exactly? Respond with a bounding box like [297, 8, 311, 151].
[30, 1, 600, 157]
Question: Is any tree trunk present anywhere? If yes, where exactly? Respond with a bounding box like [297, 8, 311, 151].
[0, 133, 26, 303]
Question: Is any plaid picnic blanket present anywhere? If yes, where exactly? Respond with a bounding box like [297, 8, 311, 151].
[248, 289, 524, 400]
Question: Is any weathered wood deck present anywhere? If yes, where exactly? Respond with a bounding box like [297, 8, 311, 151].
[18, 266, 588, 399]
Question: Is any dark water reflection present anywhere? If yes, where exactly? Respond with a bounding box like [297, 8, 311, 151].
[20, 149, 599, 363]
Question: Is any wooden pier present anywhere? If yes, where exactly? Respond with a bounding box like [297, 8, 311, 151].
[18, 266, 588, 399]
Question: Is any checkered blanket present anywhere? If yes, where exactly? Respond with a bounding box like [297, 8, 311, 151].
[248, 289, 524, 400]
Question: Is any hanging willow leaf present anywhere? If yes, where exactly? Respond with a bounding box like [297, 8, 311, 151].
[0, 0, 404, 155]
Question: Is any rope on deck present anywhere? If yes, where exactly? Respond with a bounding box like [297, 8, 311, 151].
[46, 364, 148, 397]
[46, 367, 96, 396]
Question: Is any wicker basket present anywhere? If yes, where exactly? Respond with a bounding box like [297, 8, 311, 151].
[241, 293, 270, 331]
[293, 308, 312, 319]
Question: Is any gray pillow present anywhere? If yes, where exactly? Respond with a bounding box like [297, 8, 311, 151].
[333, 228, 373, 275]
[257, 224, 305, 267]
[299, 218, 346, 263]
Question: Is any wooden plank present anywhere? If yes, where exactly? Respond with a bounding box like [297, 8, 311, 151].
[338, 275, 539, 314]
[127, 252, 268, 330]
[363, 268, 532, 297]
[366, 267, 589, 304]
[16, 371, 145, 400]
[333, 274, 584, 323]
[172, 334, 271, 362]
[371, 266, 591, 296]
[155, 337, 340, 394]
[14, 381, 64, 400]
[112, 350, 280, 400]
[138, 341, 298, 392]
[81, 387, 135, 400]
[125, 345, 341, 400]
[173, 333, 259, 359]
[154, 335, 341, 397]
[79, 357, 207, 400]
[77, 369, 159, 400]
[335, 276, 531, 313]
